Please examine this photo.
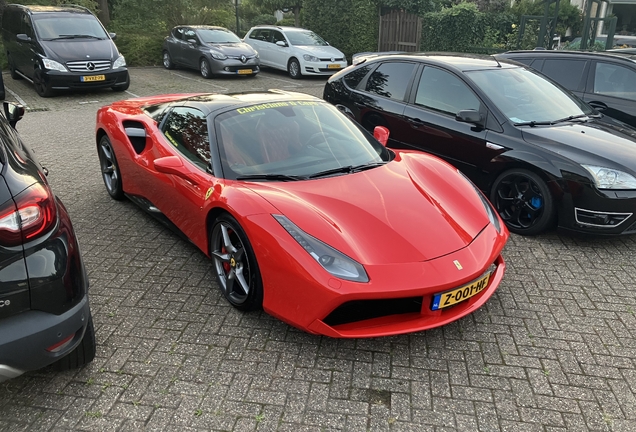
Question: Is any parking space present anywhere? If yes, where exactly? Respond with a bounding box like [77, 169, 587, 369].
[0, 66, 635, 432]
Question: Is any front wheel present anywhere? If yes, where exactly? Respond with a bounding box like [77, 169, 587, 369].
[210, 214, 262, 311]
[98, 135, 125, 200]
[163, 50, 175, 69]
[288, 58, 301, 79]
[200, 58, 212, 79]
[490, 168, 555, 235]
[33, 69, 53, 97]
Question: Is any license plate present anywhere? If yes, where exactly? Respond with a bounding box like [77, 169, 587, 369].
[81, 75, 105, 82]
[431, 272, 491, 311]
[237, 69, 252, 75]
[327, 64, 341, 69]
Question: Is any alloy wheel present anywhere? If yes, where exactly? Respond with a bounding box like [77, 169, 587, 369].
[493, 172, 547, 232]
[211, 222, 251, 306]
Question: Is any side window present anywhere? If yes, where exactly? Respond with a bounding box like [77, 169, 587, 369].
[173, 27, 184, 40]
[415, 66, 481, 115]
[542, 59, 586, 90]
[21, 15, 33, 38]
[594, 62, 636, 101]
[163, 107, 211, 170]
[365, 62, 415, 101]
[249, 29, 260, 40]
[272, 30, 286, 45]
[258, 29, 271, 42]
[184, 29, 198, 43]
[344, 65, 371, 89]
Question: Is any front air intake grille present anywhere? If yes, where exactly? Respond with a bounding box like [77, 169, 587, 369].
[323, 297, 423, 327]
[66, 60, 111, 72]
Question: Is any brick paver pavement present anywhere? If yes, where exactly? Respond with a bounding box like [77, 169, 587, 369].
[0, 67, 635, 431]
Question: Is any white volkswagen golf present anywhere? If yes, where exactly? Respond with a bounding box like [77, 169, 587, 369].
[244, 25, 347, 79]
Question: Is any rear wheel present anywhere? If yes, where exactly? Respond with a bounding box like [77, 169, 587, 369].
[163, 50, 175, 69]
[490, 168, 555, 235]
[33, 69, 53, 97]
[200, 58, 212, 79]
[51, 315, 96, 371]
[210, 213, 263, 311]
[98, 135, 125, 200]
[288, 58, 301, 79]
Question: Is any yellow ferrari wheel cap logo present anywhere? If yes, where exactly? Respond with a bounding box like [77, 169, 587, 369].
[230, 257, 236, 267]
[205, 187, 214, 200]
[454, 260, 463, 270]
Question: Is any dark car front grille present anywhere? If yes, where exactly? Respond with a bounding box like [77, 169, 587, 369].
[66, 60, 111, 72]
[323, 297, 423, 327]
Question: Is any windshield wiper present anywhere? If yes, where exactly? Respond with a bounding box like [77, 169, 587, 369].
[308, 162, 386, 179]
[515, 114, 589, 127]
[551, 114, 589, 124]
[53, 34, 103, 40]
[236, 174, 306, 182]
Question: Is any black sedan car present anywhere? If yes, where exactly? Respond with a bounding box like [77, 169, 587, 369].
[324, 53, 636, 236]
[0, 102, 94, 381]
[162, 25, 260, 78]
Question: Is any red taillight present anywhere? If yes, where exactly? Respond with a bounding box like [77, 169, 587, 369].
[46, 333, 75, 353]
[0, 183, 57, 247]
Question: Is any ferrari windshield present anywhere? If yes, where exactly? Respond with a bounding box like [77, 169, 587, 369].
[286, 30, 328, 46]
[216, 101, 390, 180]
[197, 28, 241, 44]
[466, 67, 595, 125]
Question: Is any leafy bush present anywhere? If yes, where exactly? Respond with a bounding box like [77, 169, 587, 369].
[252, 14, 277, 25]
[277, 17, 297, 26]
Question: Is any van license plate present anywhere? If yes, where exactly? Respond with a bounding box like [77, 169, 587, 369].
[81, 75, 105, 82]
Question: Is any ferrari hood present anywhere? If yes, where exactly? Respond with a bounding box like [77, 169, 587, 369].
[245, 153, 490, 265]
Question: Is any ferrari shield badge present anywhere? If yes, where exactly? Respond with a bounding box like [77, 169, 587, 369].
[453, 260, 463, 270]
[205, 187, 214, 200]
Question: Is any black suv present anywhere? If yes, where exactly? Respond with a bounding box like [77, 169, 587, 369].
[1, 4, 129, 97]
[0, 102, 94, 381]
[495, 50, 636, 128]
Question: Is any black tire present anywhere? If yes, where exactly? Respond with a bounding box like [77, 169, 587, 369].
[51, 315, 96, 371]
[210, 213, 263, 311]
[162, 50, 175, 69]
[490, 168, 555, 235]
[8, 56, 21, 80]
[288, 58, 301, 79]
[98, 135, 125, 200]
[33, 69, 53, 97]
[200, 58, 212, 79]
[112, 74, 130, 92]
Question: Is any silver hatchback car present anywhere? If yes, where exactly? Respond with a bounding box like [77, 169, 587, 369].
[162, 25, 260, 78]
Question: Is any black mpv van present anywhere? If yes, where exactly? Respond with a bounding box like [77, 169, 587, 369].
[1, 4, 129, 97]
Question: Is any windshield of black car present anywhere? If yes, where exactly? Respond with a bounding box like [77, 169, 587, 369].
[286, 30, 328, 46]
[465, 67, 594, 125]
[197, 28, 241, 44]
[215, 101, 390, 180]
[33, 15, 109, 40]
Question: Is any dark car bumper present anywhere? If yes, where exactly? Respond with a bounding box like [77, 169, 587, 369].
[44, 68, 129, 90]
[558, 182, 636, 235]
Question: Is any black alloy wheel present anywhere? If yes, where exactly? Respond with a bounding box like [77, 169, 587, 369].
[288, 58, 301, 79]
[163, 50, 175, 69]
[490, 168, 555, 235]
[210, 214, 263, 311]
[98, 135, 125, 200]
[200, 58, 212, 79]
[33, 69, 53, 97]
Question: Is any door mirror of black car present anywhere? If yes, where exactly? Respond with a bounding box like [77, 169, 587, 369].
[16, 33, 31, 43]
[456, 109, 483, 127]
[276, 40, 287, 47]
[187, 38, 197, 45]
[109, 32, 117, 40]
[3, 102, 25, 129]
[373, 126, 390, 146]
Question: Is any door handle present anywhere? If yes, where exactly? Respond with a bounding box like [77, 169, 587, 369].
[588, 101, 608, 111]
[407, 117, 424, 127]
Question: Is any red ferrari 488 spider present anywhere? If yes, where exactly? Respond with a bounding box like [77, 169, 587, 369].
[95, 90, 509, 338]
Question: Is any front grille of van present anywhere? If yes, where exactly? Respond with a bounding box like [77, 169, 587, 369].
[66, 60, 111, 72]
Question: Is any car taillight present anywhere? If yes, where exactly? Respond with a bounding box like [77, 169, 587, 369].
[0, 183, 57, 247]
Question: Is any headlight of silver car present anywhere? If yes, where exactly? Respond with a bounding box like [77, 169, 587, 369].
[581, 165, 636, 190]
[210, 51, 227, 60]
[113, 55, 126, 69]
[273, 215, 369, 283]
[42, 58, 67, 72]
[303, 54, 320, 62]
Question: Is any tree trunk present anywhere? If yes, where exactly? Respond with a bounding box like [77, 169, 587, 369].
[97, 0, 110, 26]
[294, 5, 300, 27]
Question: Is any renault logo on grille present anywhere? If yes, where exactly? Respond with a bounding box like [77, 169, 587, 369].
[240, 55, 247, 63]
[87, 62, 95, 71]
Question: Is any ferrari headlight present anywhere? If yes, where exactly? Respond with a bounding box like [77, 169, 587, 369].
[458, 170, 502, 233]
[303, 54, 320, 62]
[581, 165, 636, 190]
[42, 58, 67, 72]
[113, 55, 126, 69]
[273, 215, 369, 283]
[210, 51, 227, 60]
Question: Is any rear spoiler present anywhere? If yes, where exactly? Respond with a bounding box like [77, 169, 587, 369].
[352, 51, 407, 65]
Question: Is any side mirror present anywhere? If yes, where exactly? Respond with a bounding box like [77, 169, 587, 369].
[455, 109, 483, 127]
[187, 38, 197, 45]
[3, 102, 25, 129]
[373, 126, 390, 146]
[154, 156, 198, 184]
[16, 34, 31, 43]
[109, 32, 117, 40]
[275, 40, 287, 47]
